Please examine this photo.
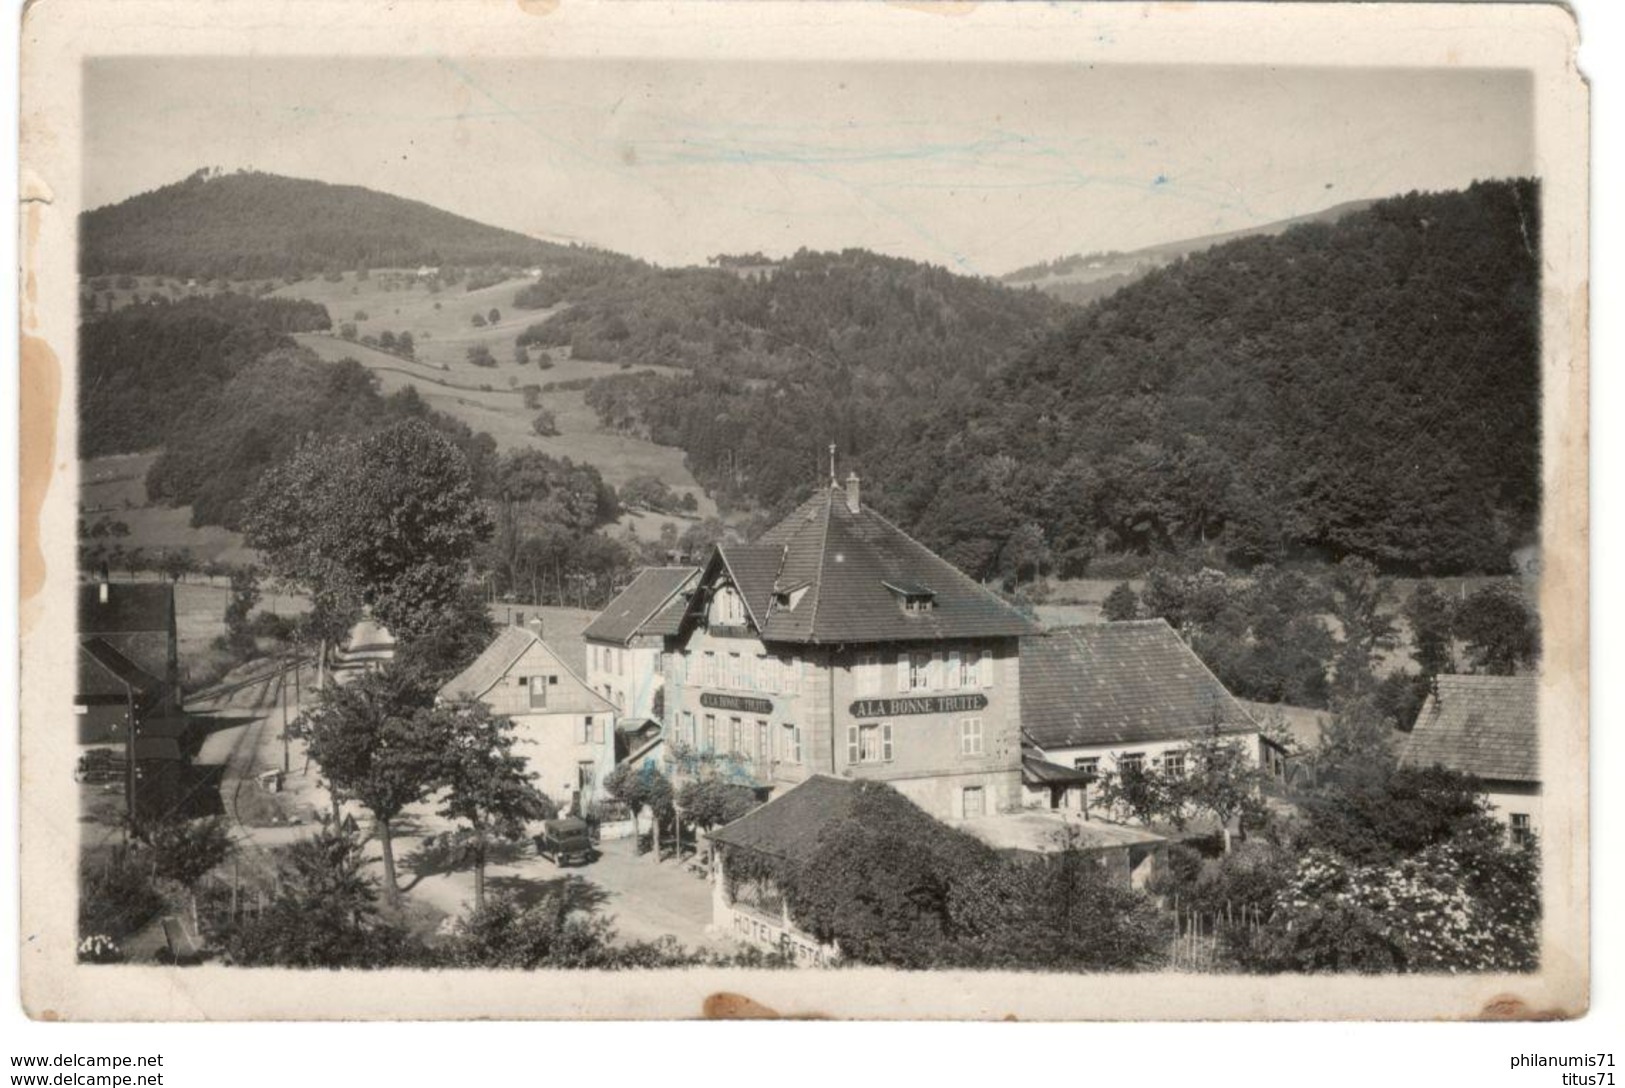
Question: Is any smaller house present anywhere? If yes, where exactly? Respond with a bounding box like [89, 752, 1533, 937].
[440, 625, 618, 816]
[1019, 620, 1284, 814]
[79, 580, 179, 713]
[76, 637, 164, 745]
[705, 775, 855, 966]
[584, 566, 698, 719]
[1400, 674, 1540, 844]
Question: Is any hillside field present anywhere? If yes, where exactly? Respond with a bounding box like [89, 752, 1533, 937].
[273, 270, 716, 525]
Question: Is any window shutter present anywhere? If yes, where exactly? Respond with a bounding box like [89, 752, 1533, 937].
[896, 654, 910, 692]
[596, 719, 605, 744]
[931, 651, 944, 691]
[980, 650, 994, 689]
[847, 724, 860, 765]
[882, 722, 894, 762]
[947, 650, 961, 689]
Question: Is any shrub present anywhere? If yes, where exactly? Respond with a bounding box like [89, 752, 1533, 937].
[79, 849, 165, 941]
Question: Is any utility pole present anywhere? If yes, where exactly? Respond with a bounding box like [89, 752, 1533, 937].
[280, 670, 291, 775]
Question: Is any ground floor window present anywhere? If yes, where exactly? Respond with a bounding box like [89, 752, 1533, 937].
[755, 720, 770, 763]
[1119, 752, 1146, 774]
[1162, 750, 1186, 778]
[577, 761, 595, 788]
[782, 723, 802, 764]
[1510, 812, 1533, 846]
[962, 785, 986, 818]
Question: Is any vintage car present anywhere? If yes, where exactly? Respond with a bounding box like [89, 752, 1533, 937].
[534, 817, 595, 866]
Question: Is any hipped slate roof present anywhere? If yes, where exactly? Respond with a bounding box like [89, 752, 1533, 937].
[1400, 674, 1539, 784]
[706, 774, 860, 863]
[1020, 620, 1255, 750]
[701, 486, 1034, 645]
[584, 567, 699, 645]
[79, 582, 174, 634]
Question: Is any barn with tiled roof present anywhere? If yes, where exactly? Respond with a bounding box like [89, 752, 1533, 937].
[1018, 620, 1283, 811]
[1400, 674, 1541, 840]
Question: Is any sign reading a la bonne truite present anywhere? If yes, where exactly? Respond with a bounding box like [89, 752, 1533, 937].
[848, 693, 989, 718]
[700, 692, 774, 714]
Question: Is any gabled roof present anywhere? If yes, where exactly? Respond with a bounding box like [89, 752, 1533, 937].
[706, 774, 860, 864]
[1020, 620, 1255, 750]
[78, 637, 164, 702]
[715, 546, 784, 629]
[698, 486, 1034, 645]
[438, 626, 616, 715]
[1400, 674, 1539, 784]
[583, 567, 699, 645]
[79, 582, 174, 635]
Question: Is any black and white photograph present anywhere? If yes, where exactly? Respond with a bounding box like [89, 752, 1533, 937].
[15, 0, 1591, 1025]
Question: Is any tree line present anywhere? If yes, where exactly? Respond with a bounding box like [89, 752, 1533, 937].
[79, 292, 331, 458]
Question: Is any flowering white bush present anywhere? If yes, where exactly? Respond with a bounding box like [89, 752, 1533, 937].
[1264, 842, 1537, 973]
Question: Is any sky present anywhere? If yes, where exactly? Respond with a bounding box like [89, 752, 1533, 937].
[84, 58, 1534, 276]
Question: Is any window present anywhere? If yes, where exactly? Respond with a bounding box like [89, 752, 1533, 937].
[756, 720, 770, 763]
[960, 650, 982, 689]
[703, 651, 718, 688]
[528, 676, 548, 709]
[703, 714, 717, 753]
[1073, 756, 1100, 776]
[961, 786, 986, 818]
[1162, 750, 1187, 778]
[578, 761, 595, 788]
[728, 652, 744, 689]
[959, 717, 985, 756]
[780, 655, 798, 695]
[847, 722, 894, 764]
[1119, 752, 1145, 774]
[908, 651, 931, 691]
[579, 716, 594, 744]
[712, 586, 746, 626]
[857, 653, 880, 695]
[757, 655, 777, 694]
[1510, 813, 1533, 846]
[730, 717, 743, 754]
[681, 711, 696, 748]
[782, 723, 802, 764]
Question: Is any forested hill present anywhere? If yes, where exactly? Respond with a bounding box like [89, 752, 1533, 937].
[895, 178, 1541, 577]
[1001, 198, 1375, 306]
[519, 247, 1071, 510]
[81, 169, 621, 280]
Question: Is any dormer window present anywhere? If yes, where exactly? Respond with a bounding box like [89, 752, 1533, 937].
[772, 582, 810, 611]
[882, 579, 936, 614]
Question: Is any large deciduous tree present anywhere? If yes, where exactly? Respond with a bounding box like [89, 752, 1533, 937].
[244, 418, 492, 647]
[301, 666, 447, 904]
[437, 701, 554, 911]
[1454, 583, 1539, 675]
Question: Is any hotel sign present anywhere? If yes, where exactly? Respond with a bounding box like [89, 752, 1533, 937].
[700, 692, 774, 714]
[849, 694, 988, 718]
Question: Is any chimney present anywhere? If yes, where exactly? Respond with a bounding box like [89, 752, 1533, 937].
[528, 616, 545, 641]
[844, 471, 861, 514]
